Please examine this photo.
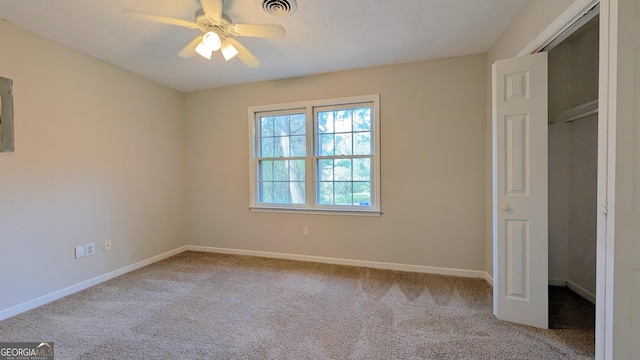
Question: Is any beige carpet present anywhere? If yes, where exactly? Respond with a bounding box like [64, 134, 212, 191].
[0, 251, 594, 359]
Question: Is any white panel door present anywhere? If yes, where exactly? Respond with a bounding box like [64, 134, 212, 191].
[492, 52, 548, 329]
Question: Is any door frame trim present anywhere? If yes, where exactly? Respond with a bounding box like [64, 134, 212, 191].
[513, 0, 612, 359]
[518, 0, 600, 56]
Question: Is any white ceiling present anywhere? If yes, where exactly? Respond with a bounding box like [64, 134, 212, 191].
[0, 0, 529, 92]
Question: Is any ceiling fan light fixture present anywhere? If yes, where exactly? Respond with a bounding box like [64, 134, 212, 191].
[202, 31, 221, 51]
[221, 41, 239, 61]
[195, 42, 213, 59]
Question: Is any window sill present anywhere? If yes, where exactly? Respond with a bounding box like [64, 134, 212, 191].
[249, 206, 382, 217]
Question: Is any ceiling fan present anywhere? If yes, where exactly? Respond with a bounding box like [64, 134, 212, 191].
[124, 0, 286, 68]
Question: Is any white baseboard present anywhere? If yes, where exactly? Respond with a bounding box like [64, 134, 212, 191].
[483, 272, 494, 287]
[549, 278, 568, 287]
[567, 280, 596, 304]
[187, 245, 488, 280]
[0, 246, 188, 321]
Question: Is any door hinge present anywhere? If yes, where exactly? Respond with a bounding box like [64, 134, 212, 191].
[603, 202, 608, 215]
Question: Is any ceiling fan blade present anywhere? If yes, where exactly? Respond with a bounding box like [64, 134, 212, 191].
[124, 10, 198, 29]
[178, 35, 204, 58]
[231, 24, 286, 39]
[224, 38, 260, 68]
[200, 0, 223, 21]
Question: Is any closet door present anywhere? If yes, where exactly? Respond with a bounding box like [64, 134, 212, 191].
[492, 52, 548, 328]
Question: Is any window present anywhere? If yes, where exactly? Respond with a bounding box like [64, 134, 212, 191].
[249, 94, 380, 215]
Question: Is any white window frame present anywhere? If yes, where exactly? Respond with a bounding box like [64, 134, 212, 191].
[248, 94, 380, 216]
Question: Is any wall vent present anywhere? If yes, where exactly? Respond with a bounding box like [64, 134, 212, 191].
[257, 0, 297, 17]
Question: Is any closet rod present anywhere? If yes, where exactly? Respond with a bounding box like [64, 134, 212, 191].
[549, 99, 598, 123]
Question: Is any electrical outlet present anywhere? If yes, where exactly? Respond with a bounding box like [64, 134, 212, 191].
[85, 242, 96, 256]
[104, 240, 112, 252]
[303, 226, 309, 237]
[75, 245, 85, 258]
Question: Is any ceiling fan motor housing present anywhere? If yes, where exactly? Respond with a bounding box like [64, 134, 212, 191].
[257, 0, 297, 16]
[195, 8, 234, 34]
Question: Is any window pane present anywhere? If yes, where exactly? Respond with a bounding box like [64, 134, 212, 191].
[259, 161, 273, 181]
[290, 160, 305, 181]
[334, 159, 352, 181]
[353, 182, 371, 206]
[318, 134, 334, 156]
[260, 116, 274, 137]
[290, 182, 305, 204]
[274, 115, 290, 135]
[317, 111, 334, 134]
[353, 108, 371, 131]
[273, 182, 290, 204]
[334, 182, 353, 205]
[353, 158, 371, 181]
[334, 110, 352, 133]
[274, 137, 287, 157]
[273, 161, 288, 181]
[290, 114, 306, 135]
[334, 133, 352, 156]
[318, 159, 333, 181]
[290, 135, 306, 157]
[354, 132, 371, 155]
[259, 181, 273, 203]
[318, 182, 333, 204]
[261, 137, 274, 158]
[259, 161, 305, 205]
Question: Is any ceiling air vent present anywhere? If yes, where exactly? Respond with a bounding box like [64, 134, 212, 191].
[257, 0, 297, 17]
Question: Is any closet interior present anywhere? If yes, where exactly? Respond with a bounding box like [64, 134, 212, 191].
[547, 14, 598, 330]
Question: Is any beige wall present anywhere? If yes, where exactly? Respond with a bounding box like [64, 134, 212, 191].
[0, 21, 186, 311]
[485, 0, 577, 276]
[0, 19, 488, 315]
[185, 55, 487, 271]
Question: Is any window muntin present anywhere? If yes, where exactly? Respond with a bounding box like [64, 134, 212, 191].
[249, 95, 380, 214]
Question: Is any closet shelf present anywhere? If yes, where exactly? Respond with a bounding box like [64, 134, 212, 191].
[550, 99, 598, 123]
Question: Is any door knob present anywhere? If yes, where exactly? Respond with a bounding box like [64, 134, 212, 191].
[501, 205, 510, 211]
